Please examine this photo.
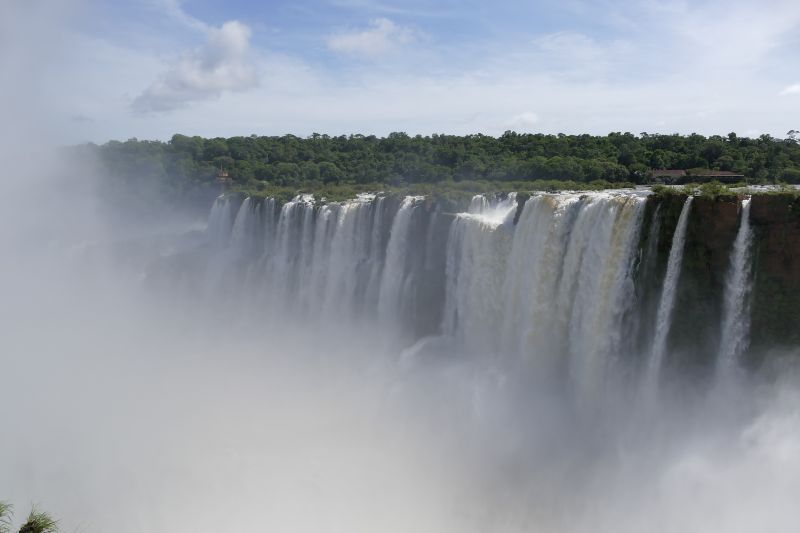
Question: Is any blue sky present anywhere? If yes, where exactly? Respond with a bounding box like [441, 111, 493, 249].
[14, 0, 800, 142]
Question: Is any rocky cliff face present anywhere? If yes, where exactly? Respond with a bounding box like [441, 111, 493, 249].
[749, 194, 800, 355]
[674, 195, 741, 371]
[643, 192, 800, 369]
[639, 194, 742, 375]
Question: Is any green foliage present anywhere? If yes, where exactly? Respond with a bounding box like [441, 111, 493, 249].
[83, 132, 800, 208]
[18, 508, 58, 533]
[650, 181, 741, 200]
[228, 179, 637, 208]
[775, 182, 800, 195]
[698, 180, 737, 199]
[0, 502, 12, 533]
[680, 184, 699, 196]
[650, 184, 673, 196]
[0, 504, 58, 533]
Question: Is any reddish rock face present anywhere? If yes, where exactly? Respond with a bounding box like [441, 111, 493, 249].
[688, 195, 741, 273]
[750, 195, 800, 290]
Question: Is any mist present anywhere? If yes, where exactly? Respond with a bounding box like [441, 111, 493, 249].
[2, 3, 800, 533]
[4, 170, 800, 533]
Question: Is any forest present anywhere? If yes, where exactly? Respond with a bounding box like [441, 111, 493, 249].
[82, 131, 800, 209]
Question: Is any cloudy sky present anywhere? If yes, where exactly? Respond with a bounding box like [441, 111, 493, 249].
[11, 0, 800, 142]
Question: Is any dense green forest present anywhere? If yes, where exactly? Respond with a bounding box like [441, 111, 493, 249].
[83, 131, 800, 208]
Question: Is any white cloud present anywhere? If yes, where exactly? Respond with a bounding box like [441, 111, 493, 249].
[535, 32, 605, 64]
[636, 0, 800, 77]
[531, 31, 633, 81]
[327, 18, 414, 57]
[780, 84, 800, 96]
[157, 0, 209, 32]
[507, 111, 539, 131]
[53, 0, 800, 140]
[132, 20, 258, 114]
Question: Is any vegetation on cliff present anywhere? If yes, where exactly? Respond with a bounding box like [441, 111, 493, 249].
[83, 131, 800, 211]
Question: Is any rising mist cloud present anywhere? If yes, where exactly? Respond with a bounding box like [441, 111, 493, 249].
[132, 20, 258, 114]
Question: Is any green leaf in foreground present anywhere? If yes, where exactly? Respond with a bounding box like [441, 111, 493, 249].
[17, 508, 58, 533]
[0, 502, 12, 533]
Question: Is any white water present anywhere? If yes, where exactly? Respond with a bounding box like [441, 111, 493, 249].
[443, 191, 645, 397]
[206, 190, 768, 404]
[209, 191, 736, 401]
[377, 196, 423, 324]
[718, 198, 754, 372]
[205, 193, 410, 328]
[645, 196, 693, 394]
[468, 194, 489, 214]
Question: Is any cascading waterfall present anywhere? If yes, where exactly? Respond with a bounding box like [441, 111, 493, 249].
[205, 193, 408, 326]
[563, 194, 645, 395]
[318, 194, 387, 318]
[261, 194, 315, 310]
[468, 194, 489, 214]
[442, 197, 517, 350]
[256, 194, 390, 321]
[443, 191, 646, 396]
[204, 195, 242, 294]
[229, 197, 259, 259]
[206, 195, 236, 247]
[200, 189, 765, 401]
[377, 196, 424, 324]
[717, 197, 754, 372]
[644, 196, 693, 394]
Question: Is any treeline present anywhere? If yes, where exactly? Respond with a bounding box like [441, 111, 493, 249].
[84, 131, 800, 207]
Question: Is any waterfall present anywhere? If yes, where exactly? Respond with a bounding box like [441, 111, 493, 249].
[442, 205, 515, 350]
[229, 197, 258, 260]
[203, 193, 416, 328]
[319, 194, 386, 319]
[203, 195, 242, 294]
[467, 193, 517, 216]
[442, 191, 646, 395]
[563, 194, 645, 396]
[206, 195, 236, 248]
[377, 196, 423, 324]
[365, 196, 388, 310]
[198, 190, 741, 403]
[717, 197, 754, 372]
[644, 196, 693, 394]
[500, 195, 571, 358]
[468, 194, 489, 214]
[265, 194, 315, 310]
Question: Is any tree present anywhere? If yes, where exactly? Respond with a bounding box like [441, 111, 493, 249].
[87, 130, 800, 200]
[319, 162, 343, 184]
